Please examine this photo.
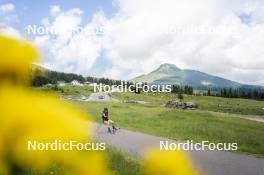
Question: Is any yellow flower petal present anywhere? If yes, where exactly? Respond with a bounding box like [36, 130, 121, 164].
[0, 35, 39, 84]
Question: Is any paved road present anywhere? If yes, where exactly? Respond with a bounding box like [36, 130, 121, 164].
[92, 124, 264, 175]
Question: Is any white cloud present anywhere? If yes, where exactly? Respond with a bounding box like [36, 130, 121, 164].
[0, 3, 15, 14]
[0, 3, 17, 24]
[35, 6, 102, 75]
[33, 0, 264, 85]
[0, 24, 21, 38]
[0, 3, 20, 38]
[50, 5, 61, 16]
[97, 0, 264, 84]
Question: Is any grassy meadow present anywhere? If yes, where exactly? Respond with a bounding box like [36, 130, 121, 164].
[113, 92, 264, 116]
[37, 85, 264, 156]
[75, 101, 264, 156]
[38, 84, 264, 117]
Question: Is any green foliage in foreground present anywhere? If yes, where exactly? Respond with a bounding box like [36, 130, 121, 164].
[76, 101, 264, 156]
[25, 147, 140, 175]
[106, 147, 141, 175]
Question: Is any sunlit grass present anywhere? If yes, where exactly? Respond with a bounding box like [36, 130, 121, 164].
[75, 101, 264, 156]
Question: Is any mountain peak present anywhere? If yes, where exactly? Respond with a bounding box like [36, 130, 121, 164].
[154, 63, 181, 73]
[132, 63, 241, 88]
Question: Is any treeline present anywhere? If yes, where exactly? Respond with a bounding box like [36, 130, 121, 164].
[32, 70, 85, 86]
[171, 84, 264, 100]
[208, 87, 264, 100]
[171, 85, 194, 95]
[45, 71, 85, 83]
[32, 69, 127, 87]
[86, 76, 130, 86]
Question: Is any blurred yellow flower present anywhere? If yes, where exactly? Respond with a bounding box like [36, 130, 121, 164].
[0, 35, 111, 175]
[0, 35, 39, 84]
[143, 149, 198, 175]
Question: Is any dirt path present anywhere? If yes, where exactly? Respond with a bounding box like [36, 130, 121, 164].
[197, 110, 264, 123]
[92, 124, 264, 175]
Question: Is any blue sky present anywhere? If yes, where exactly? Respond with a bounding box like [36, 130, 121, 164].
[0, 0, 117, 32]
[0, 0, 118, 77]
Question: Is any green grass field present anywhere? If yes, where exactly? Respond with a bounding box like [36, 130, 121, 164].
[37, 84, 264, 116]
[112, 92, 264, 116]
[35, 85, 264, 156]
[75, 101, 264, 156]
